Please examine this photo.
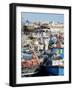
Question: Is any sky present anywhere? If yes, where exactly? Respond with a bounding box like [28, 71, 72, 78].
[21, 12, 64, 24]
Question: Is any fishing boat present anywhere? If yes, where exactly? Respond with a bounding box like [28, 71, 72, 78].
[41, 47, 64, 76]
[21, 45, 40, 77]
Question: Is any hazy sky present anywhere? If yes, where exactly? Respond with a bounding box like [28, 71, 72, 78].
[21, 12, 64, 24]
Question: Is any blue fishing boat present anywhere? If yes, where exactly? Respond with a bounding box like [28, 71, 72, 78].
[41, 47, 64, 76]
